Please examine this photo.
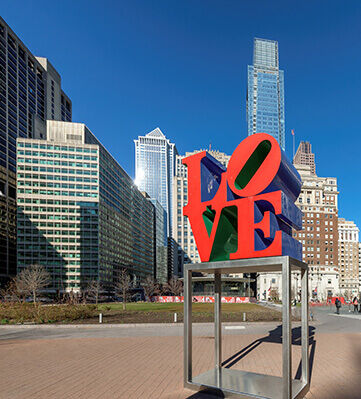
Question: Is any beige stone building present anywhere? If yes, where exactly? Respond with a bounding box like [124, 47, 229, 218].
[338, 218, 360, 297]
[293, 164, 339, 268]
[172, 149, 230, 263]
[359, 243, 361, 293]
[258, 265, 339, 301]
[258, 162, 340, 301]
[290, 162, 339, 299]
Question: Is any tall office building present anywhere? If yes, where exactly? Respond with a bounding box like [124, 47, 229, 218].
[134, 127, 177, 235]
[35, 57, 72, 122]
[247, 38, 285, 150]
[0, 17, 71, 284]
[291, 163, 339, 299]
[172, 149, 231, 264]
[17, 121, 154, 292]
[149, 197, 168, 284]
[338, 218, 360, 297]
[293, 141, 316, 175]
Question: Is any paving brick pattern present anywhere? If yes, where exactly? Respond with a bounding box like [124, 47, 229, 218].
[0, 333, 360, 399]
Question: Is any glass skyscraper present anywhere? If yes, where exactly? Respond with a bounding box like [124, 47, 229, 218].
[0, 17, 71, 285]
[134, 128, 177, 235]
[150, 198, 168, 284]
[247, 38, 285, 150]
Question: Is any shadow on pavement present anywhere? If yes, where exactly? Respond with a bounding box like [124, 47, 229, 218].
[222, 325, 316, 383]
[186, 325, 317, 398]
[186, 388, 225, 398]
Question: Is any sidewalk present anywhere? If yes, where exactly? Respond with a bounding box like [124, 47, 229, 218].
[1, 331, 360, 399]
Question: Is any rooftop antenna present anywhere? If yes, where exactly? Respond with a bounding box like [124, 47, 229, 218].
[291, 129, 295, 160]
[209, 142, 212, 151]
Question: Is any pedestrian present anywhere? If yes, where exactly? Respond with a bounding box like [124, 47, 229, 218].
[352, 297, 358, 313]
[335, 298, 341, 314]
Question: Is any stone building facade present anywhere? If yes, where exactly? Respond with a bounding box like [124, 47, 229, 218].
[338, 218, 360, 298]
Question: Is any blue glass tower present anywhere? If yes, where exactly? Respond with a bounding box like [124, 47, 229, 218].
[134, 128, 177, 236]
[247, 38, 285, 150]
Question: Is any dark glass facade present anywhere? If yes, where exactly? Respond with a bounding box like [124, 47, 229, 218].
[86, 125, 155, 286]
[0, 17, 71, 285]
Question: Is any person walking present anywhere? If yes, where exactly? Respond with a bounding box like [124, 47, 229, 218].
[352, 297, 358, 313]
[335, 298, 341, 314]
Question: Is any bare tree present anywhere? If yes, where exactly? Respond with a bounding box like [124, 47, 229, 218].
[0, 278, 24, 302]
[16, 265, 50, 304]
[115, 269, 132, 310]
[142, 275, 160, 302]
[66, 289, 80, 305]
[163, 276, 183, 296]
[87, 280, 102, 306]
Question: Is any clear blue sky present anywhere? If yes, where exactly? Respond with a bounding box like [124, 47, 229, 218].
[3, 1, 361, 227]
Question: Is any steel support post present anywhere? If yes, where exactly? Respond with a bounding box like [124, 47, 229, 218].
[301, 267, 309, 386]
[282, 257, 292, 399]
[184, 269, 193, 385]
[214, 272, 222, 372]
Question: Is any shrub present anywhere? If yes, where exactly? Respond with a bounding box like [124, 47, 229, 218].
[0, 303, 98, 324]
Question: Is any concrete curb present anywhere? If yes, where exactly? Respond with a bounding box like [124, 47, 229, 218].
[0, 321, 289, 329]
[328, 313, 361, 320]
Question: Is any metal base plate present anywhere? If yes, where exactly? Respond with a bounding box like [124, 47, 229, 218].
[189, 368, 307, 399]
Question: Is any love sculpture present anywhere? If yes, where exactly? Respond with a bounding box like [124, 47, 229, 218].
[183, 134, 309, 399]
[183, 133, 303, 262]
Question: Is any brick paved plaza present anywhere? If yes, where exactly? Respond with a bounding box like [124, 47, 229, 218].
[1, 321, 360, 399]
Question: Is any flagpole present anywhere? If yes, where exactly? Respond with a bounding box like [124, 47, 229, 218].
[292, 129, 295, 160]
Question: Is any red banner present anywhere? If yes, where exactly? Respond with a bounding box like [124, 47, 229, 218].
[153, 296, 250, 303]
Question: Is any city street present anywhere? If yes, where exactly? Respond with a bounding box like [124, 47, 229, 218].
[0, 306, 360, 399]
[1, 3, 361, 399]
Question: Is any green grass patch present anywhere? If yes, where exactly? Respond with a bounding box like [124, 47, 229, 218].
[0, 301, 290, 324]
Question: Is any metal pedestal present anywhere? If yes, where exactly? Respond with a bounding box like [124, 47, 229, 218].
[184, 256, 309, 399]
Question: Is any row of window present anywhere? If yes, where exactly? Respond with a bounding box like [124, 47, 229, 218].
[18, 174, 98, 183]
[18, 181, 97, 190]
[18, 252, 98, 259]
[18, 142, 97, 153]
[18, 209, 97, 217]
[18, 158, 98, 168]
[18, 229, 97, 236]
[17, 246, 98, 253]
[18, 198, 98, 206]
[18, 215, 97, 222]
[18, 188, 98, 197]
[17, 237, 97, 243]
[18, 165, 98, 175]
[18, 219, 97, 227]
[18, 150, 97, 161]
